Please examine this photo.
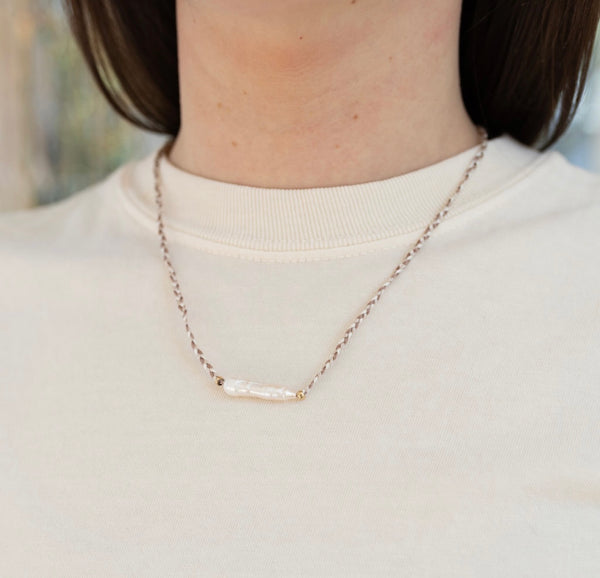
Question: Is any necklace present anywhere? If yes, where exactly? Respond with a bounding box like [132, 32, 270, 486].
[153, 126, 489, 402]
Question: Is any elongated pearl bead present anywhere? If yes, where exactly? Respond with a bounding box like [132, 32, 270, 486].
[222, 378, 298, 401]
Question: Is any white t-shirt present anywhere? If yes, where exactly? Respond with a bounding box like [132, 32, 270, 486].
[1, 133, 599, 577]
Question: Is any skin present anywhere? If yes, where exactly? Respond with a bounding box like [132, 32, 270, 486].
[168, 0, 481, 188]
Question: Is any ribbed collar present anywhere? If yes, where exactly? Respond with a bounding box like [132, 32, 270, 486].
[117, 133, 548, 258]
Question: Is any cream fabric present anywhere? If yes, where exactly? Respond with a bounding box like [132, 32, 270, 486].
[1, 133, 599, 577]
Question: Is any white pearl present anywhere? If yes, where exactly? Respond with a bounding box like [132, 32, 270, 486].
[222, 378, 297, 401]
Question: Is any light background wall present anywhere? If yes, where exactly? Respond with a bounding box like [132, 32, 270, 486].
[2, 0, 600, 212]
[1, 0, 161, 212]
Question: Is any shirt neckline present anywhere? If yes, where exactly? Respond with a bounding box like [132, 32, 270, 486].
[116, 133, 553, 260]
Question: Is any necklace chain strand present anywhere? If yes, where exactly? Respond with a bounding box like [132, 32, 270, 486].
[153, 126, 489, 401]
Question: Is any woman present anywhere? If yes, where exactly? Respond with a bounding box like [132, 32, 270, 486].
[1, 0, 599, 575]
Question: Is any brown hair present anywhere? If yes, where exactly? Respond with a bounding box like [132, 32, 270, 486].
[62, 0, 600, 150]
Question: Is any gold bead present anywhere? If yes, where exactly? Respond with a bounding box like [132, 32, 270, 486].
[215, 376, 225, 387]
[296, 390, 305, 400]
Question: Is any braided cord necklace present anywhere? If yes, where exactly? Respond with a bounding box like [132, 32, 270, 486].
[153, 126, 489, 401]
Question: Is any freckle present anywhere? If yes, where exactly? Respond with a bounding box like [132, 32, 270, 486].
[351, 0, 356, 4]
[217, 102, 223, 108]
[232, 140, 238, 147]
[335, 144, 341, 149]
[243, 90, 247, 95]
[299, 36, 303, 40]
[389, 55, 393, 62]
[353, 114, 359, 120]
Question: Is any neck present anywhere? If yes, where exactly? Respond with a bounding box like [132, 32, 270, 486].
[169, 0, 481, 188]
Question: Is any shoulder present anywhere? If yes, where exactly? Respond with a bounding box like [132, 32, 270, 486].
[486, 147, 600, 250]
[492, 148, 600, 281]
[0, 173, 109, 237]
[0, 159, 155, 323]
[0, 161, 146, 314]
[444, 142, 600, 263]
[495, 149, 600, 325]
[526, 148, 600, 216]
[527, 151, 600, 260]
[0, 161, 135, 259]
